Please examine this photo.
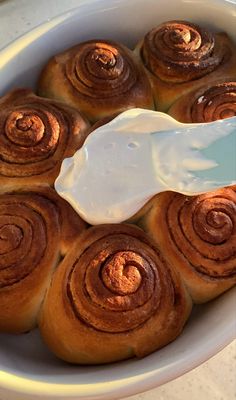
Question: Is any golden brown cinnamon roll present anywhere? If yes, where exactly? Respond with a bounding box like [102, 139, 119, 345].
[135, 21, 236, 111]
[0, 186, 87, 333]
[39, 224, 192, 364]
[168, 81, 236, 122]
[37, 39, 154, 122]
[11, 186, 88, 255]
[138, 189, 236, 303]
[0, 88, 90, 187]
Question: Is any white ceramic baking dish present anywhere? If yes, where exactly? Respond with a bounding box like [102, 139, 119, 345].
[0, 0, 235, 399]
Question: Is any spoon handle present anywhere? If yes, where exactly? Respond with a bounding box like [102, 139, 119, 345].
[151, 116, 236, 195]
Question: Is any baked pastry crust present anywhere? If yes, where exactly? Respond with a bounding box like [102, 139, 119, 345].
[39, 223, 192, 364]
[135, 21, 236, 111]
[137, 189, 236, 303]
[0, 88, 90, 187]
[0, 186, 87, 333]
[38, 39, 154, 122]
[168, 81, 236, 122]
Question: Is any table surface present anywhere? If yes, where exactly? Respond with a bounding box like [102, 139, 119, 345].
[0, 1, 236, 399]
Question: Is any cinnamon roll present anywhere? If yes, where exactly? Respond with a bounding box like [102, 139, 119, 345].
[37, 39, 154, 122]
[0, 186, 87, 333]
[0, 88, 90, 187]
[168, 81, 236, 122]
[39, 224, 192, 364]
[8, 186, 88, 255]
[135, 21, 236, 111]
[138, 189, 236, 303]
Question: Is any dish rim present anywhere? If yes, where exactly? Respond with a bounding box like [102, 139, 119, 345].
[0, 0, 236, 398]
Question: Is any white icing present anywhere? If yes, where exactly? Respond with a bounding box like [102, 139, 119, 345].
[55, 109, 236, 225]
[197, 95, 205, 104]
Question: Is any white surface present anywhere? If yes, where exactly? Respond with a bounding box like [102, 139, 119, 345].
[0, 1, 235, 400]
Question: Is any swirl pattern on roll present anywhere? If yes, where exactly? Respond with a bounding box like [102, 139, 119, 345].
[141, 21, 227, 83]
[0, 88, 89, 184]
[190, 82, 236, 122]
[163, 189, 236, 278]
[65, 40, 138, 99]
[0, 189, 63, 333]
[0, 192, 59, 289]
[38, 39, 154, 122]
[67, 224, 175, 333]
[39, 223, 191, 363]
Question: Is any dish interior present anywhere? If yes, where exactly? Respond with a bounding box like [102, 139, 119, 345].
[0, 291, 235, 384]
[0, 0, 235, 397]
